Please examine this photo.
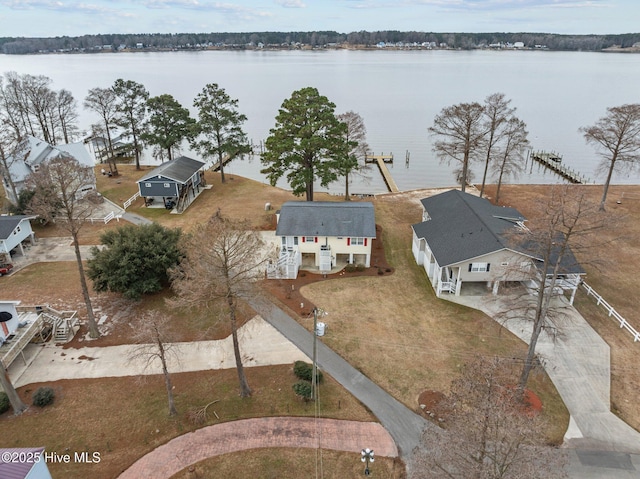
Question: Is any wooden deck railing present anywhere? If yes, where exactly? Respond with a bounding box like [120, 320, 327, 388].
[581, 281, 639, 343]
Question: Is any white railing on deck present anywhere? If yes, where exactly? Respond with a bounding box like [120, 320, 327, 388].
[581, 281, 640, 343]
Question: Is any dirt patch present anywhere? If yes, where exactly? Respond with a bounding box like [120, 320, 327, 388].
[418, 390, 449, 422]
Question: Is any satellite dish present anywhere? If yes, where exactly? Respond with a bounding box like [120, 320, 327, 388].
[0, 311, 13, 322]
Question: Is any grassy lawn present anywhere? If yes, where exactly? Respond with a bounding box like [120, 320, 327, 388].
[487, 184, 640, 432]
[4, 169, 640, 477]
[169, 448, 403, 479]
[298, 190, 569, 444]
[1, 367, 376, 479]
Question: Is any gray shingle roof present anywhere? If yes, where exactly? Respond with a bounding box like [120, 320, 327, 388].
[138, 156, 205, 184]
[0, 216, 29, 241]
[276, 202, 376, 238]
[412, 190, 525, 266]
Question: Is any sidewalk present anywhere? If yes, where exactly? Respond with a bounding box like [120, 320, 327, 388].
[8, 316, 309, 388]
[445, 293, 640, 477]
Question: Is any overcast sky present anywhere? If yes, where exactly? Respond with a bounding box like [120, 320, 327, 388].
[0, 0, 637, 38]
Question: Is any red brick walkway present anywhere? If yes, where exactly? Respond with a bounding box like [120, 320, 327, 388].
[118, 417, 397, 479]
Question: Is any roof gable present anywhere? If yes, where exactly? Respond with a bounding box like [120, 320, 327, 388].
[0, 216, 30, 240]
[138, 156, 205, 184]
[276, 201, 376, 238]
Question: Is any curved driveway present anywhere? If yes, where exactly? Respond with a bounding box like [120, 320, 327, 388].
[118, 418, 397, 479]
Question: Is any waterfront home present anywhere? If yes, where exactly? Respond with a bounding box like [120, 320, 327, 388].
[1, 136, 96, 205]
[268, 201, 376, 279]
[411, 189, 584, 302]
[136, 156, 205, 213]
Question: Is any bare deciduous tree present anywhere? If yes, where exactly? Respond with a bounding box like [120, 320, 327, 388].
[412, 356, 567, 479]
[170, 214, 268, 398]
[479, 93, 515, 198]
[336, 110, 370, 200]
[502, 186, 611, 391]
[128, 312, 179, 416]
[581, 103, 640, 211]
[0, 368, 27, 415]
[27, 157, 101, 338]
[493, 117, 529, 204]
[84, 87, 119, 175]
[429, 102, 486, 192]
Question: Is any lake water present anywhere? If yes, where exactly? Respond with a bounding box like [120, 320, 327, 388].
[2, 49, 639, 194]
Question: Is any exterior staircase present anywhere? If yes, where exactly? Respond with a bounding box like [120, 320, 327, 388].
[39, 307, 79, 342]
[266, 247, 300, 279]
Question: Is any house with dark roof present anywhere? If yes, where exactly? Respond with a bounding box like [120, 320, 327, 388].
[1, 136, 96, 205]
[0, 215, 35, 263]
[137, 156, 205, 213]
[268, 201, 376, 279]
[411, 190, 584, 302]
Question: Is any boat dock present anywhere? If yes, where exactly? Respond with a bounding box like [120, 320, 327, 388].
[365, 153, 399, 193]
[210, 153, 234, 172]
[528, 150, 590, 184]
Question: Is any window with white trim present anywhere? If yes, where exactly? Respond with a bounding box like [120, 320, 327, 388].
[304, 237, 315, 243]
[145, 182, 151, 187]
[164, 183, 171, 188]
[469, 262, 490, 272]
[350, 237, 364, 246]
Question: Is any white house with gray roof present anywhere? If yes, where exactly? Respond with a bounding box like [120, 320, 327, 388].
[1, 136, 96, 205]
[268, 201, 376, 279]
[137, 156, 205, 212]
[412, 190, 584, 302]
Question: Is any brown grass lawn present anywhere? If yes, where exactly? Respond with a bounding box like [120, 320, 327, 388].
[169, 448, 404, 479]
[4, 169, 640, 476]
[485, 184, 640, 432]
[0, 367, 375, 479]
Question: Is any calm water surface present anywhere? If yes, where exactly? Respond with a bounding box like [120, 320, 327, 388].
[2, 49, 639, 194]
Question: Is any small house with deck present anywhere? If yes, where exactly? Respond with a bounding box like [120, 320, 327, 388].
[137, 156, 205, 212]
[411, 189, 584, 303]
[268, 201, 376, 279]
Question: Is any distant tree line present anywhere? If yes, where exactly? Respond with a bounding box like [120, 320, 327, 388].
[2, 31, 640, 55]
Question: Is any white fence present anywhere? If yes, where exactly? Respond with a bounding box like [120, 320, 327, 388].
[581, 281, 640, 343]
[123, 191, 140, 210]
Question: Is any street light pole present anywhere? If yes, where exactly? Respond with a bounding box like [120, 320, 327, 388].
[311, 307, 318, 401]
[361, 448, 374, 475]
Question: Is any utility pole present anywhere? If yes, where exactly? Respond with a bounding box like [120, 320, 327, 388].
[311, 307, 318, 401]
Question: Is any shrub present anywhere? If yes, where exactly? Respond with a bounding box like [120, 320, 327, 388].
[32, 387, 55, 407]
[356, 264, 365, 272]
[0, 392, 9, 414]
[293, 360, 323, 383]
[344, 263, 356, 273]
[292, 381, 312, 400]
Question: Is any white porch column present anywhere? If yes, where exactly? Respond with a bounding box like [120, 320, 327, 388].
[492, 280, 500, 295]
[569, 286, 577, 305]
[455, 267, 463, 296]
[364, 253, 370, 268]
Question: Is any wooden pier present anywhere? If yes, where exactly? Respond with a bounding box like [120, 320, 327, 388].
[528, 150, 590, 184]
[210, 153, 234, 172]
[365, 153, 399, 193]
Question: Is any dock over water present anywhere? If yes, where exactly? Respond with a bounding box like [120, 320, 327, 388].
[366, 153, 399, 193]
[528, 150, 590, 184]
